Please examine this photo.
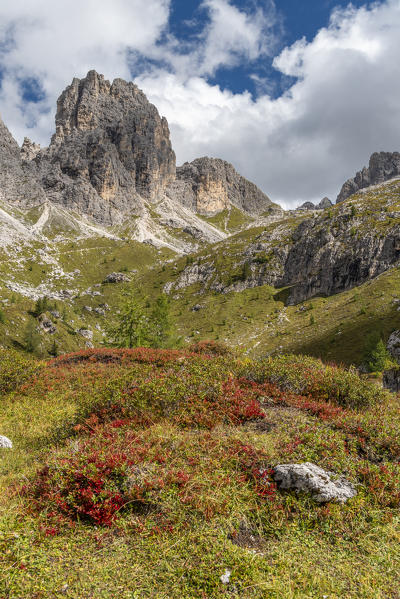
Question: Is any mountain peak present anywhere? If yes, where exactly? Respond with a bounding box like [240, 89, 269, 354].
[337, 151, 400, 203]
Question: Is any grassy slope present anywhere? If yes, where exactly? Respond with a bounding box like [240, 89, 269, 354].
[0, 347, 399, 598]
[133, 181, 400, 366]
[0, 236, 174, 355]
[1, 180, 400, 366]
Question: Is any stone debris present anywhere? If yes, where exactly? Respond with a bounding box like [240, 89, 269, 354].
[272, 462, 357, 504]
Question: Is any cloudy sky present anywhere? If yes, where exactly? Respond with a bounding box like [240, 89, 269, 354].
[0, 0, 399, 208]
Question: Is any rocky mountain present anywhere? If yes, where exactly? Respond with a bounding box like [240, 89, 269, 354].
[298, 197, 332, 211]
[0, 70, 275, 230]
[0, 117, 46, 207]
[337, 151, 400, 203]
[1, 69, 400, 366]
[165, 178, 400, 305]
[25, 70, 176, 225]
[166, 156, 277, 215]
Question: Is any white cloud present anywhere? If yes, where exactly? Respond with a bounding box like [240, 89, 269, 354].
[0, 0, 171, 142]
[140, 0, 400, 207]
[1, 0, 400, 207]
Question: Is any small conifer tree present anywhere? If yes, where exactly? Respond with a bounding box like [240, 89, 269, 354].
[24, 320, 40, 354]
[368, 339, 393, 372]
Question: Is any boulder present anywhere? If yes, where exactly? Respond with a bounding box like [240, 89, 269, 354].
[38, 314, 56, 334]
[272, 462, 356, 504]
[191, 304, 204, 312]
[387, 330, 400, 363]
[103, 272, 130, 284]
[0, 435, 12, 448]
[383, 367, 400, 392]
[77, 328, 93, 340]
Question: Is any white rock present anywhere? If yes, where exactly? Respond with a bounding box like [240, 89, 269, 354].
[0, 435, 13, 449]
[77, 328, 93, 340]
[220, 569, 231, 585]
[272, 462, 356, 504]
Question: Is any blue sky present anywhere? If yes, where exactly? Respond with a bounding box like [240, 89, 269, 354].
[0, 0, 399, 207]
[168, 0, 369, 97]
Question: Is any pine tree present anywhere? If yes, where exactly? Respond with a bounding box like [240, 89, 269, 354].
[106, 294, 152, 348]
[24, 320, 40, 353]
[33, 296, 49, 317]
[106, 293, 173, 349]
[150, 294, 171, 348]
[368, 339, 393, 373]
[48, 339, 58, 357]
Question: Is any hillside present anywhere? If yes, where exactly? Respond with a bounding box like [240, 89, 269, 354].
[1, 72, 400, 367]
[1, 68, 400, 599]
[1, 177, 400, 366]
[1, 346, 399, 598]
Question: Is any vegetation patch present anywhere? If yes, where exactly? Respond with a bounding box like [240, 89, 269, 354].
[1, 346, 400, 597]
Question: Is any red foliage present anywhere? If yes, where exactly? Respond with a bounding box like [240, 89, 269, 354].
[48, 347, 187, 367]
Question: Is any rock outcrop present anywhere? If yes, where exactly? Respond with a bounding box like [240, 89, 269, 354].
[167, 156, 276, 215]
[387, 330, 400, 362]
[272, 462, 356, 503]
[32, 70, 176, 225]
[383, 331, 400, 392]
[0, 116, 46, 207]
[383, 367, 400, 392]
[1, 71, 275, 228]
[166, 184, 400, 304]
[298, 197, 332, 211]
[337, 152, 400, 203]
[103, 272, 130, 283]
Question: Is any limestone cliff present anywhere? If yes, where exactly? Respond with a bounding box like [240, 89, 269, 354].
[166, 157, 276, 216]
[27, 71, 176, 225]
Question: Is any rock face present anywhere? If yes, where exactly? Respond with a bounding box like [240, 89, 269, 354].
[32, 70, 176, 224]
[273, 463, 356, 504]
[20, 137, 41, 162]
[167, 157, 275, 215]
[280, 215, 400, 305]
[0, 116, 46, 207]
[0, 71, 275, 227]
[168, 192, 400, 304]
[337, 152, 400, 203]
[383, 367, 400, 392]
[298, 201, 315, 211]
[386, 330, 400, 362]
[383, 331, 400, 392]
[317, 197, 332, 210]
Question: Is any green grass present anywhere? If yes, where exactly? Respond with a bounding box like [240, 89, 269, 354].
[200, 206, 254, 233]
[1, 346, 399, 598]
